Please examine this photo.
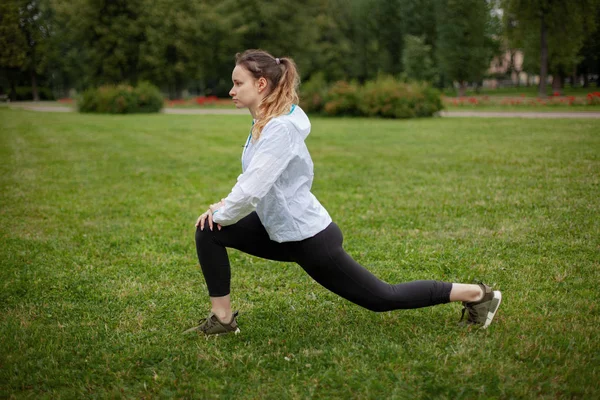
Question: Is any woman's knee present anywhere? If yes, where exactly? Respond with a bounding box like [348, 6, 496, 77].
[195, 225, 211, 246]
[361, 299, 394, 312]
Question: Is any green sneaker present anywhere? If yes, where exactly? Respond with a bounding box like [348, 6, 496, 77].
[460, 284, 502, 329]
[183, 311, 240, 336]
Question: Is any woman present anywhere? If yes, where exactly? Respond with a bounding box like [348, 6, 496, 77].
[189, 49, 502, 336]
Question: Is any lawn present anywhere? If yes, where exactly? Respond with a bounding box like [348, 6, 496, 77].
[1, 109, 599, 399]
[443, 104, 600, 113]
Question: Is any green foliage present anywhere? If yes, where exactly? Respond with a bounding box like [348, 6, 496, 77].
[78, 83, 163, 114]
[13, 86, 55, 101]
[502, 0, 600, 83]
[436, 0, 499, 92]
[402, 35, 437, 83]
[135, 81, 164, 113]
[299, 72, 329, 113]
[359, 76, 443, 118]
[303, 76, 443, 118]
[5, 0, 599, 101]
[323, 81, 361, 116]
[0, 1, 28, 69]
[0, 0, 53, 100]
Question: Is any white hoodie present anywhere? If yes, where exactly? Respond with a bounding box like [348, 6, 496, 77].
[212, 105, 332, 242]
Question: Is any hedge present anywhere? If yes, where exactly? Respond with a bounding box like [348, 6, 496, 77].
[300, 76, 443, 118]
[78, 82, 163, 114]
[8, 86, 56, 101]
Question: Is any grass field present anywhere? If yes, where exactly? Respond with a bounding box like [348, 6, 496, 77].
[443, 105, 600, 112]
[1, 109, 599, 399]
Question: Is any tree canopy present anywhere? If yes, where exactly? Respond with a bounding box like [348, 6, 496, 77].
[1, 0, 599, 99]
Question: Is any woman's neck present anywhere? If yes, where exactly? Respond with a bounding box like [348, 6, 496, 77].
[249, 105, 260, 120]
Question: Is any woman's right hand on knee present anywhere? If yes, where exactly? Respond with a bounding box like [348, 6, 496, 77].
[195, 207, 222, 231]
[196, 209, 213, 231]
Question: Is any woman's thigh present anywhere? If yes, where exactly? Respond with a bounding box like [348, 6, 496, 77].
[200, 212, 293, 263]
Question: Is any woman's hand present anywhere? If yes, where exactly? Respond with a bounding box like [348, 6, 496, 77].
[195, 200, 225, 231]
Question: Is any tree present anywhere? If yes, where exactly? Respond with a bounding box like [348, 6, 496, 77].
[371, 0, 405, 76]
[137, 0, 209, 98]
[400, 0, 438, 51]
[0, 1, 27, 99]
[402, 35, 436, 82]
[576, 6, 600, 87]
[0, 0, 51, 101]
[301, 0, 354, 82]
[436, 0, 497, 96]
[502, 0, 600, 96]
[52, 0, 146, 87]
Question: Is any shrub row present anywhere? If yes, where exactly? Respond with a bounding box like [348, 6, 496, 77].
[4, 86, 55, 101]
[300, 74, 443, 118]
[78, 82, 163, 114]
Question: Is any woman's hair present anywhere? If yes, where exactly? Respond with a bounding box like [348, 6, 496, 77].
[235, 49, 300, 140]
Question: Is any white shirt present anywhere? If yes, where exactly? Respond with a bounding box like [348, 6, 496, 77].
[212, 105, 332, 242]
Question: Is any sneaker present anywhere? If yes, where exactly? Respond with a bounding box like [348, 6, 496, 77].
[460, 284, 502, 329]
[183, 311, 240, 336]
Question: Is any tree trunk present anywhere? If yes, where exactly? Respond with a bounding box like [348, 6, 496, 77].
[458, 81, 467, 97]
[510, 50, 521, 87]
[571, 66, 578, 88]
[552, 73, 564, 95]
[539, 13, 548, 98]
[31, 69, 39, 101]
[10, 80, 17, 102]
[583, 67, 589, 87]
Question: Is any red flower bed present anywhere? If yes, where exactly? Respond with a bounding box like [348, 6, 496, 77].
[165, 96, 232, 107]
[194, 95, 218, 105]
[587, 92, 600, 105]
[443, 93, 600, 107]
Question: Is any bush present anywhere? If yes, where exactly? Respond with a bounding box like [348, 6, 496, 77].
[358, 76, 443, 118]
[135, 81, 164, 113]
[323, 80, 361, 116]
[78, 83, 163, 114]
[302, 75, 443, 119]
[299, 72, 329, 113]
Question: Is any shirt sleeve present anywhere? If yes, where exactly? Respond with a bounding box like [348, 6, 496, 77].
[213, 121, 294, 226]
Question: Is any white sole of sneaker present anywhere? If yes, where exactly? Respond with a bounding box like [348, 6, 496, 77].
[207, 328, 241, 338]
[182, 326, 241, 336]
[482, 291, 502, 329]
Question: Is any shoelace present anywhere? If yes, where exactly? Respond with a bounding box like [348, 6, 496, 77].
[199, 311, 239, 332]
[198, 315, 217, 332]
[459, 304, 477, 323]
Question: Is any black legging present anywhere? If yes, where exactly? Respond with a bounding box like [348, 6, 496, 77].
[195, 212, 452, 311]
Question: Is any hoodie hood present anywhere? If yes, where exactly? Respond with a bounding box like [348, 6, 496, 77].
[280, 104, 311, 140]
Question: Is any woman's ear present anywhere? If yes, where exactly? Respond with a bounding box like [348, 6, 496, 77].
[257, 77, 268, 93]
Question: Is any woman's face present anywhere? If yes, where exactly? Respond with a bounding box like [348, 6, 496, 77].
[229, 65, 265, 111]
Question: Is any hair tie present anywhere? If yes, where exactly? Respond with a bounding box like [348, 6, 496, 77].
[275, 58, 280, 65]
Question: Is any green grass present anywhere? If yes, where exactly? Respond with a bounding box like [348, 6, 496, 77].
[0, 101, 74, 108]
[1, 109, 599, 399]
[444, 105, 600, 112]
